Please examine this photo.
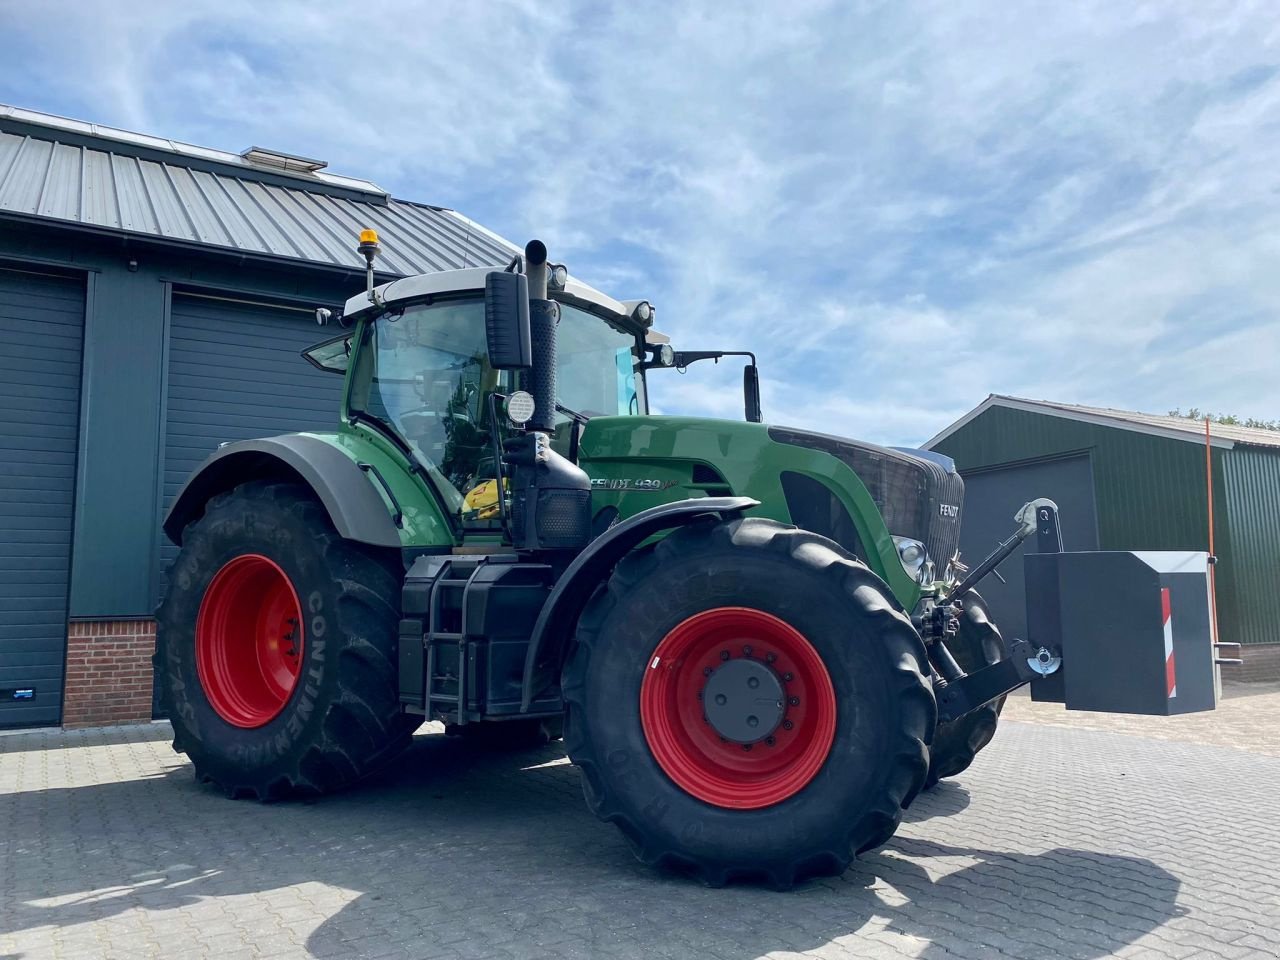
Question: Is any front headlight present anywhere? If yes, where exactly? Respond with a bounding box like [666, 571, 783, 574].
[892, 536, 933, 584]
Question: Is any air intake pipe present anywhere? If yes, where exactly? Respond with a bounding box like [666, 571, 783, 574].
[503, 240, 592, 554]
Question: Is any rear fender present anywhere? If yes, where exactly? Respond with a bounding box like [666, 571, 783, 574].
[163, 434, 403, 548]
[520, 496, 758, 710]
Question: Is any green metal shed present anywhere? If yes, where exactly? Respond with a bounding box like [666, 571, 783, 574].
[926, 395, 1280, 681]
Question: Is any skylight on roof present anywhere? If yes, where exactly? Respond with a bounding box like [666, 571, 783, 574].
[239, 146, 327, 173]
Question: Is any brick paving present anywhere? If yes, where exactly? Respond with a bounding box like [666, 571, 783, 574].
[1002, 681, 1280, 757]
[2, 683, 1277, 959]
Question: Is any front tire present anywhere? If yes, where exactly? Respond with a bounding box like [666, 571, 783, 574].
[925, 591, 1006, 787]
[562, 518, 934, 886]
[155, 481, 418, 798]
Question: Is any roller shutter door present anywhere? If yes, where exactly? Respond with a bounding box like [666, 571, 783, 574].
[160, 292, 345, 590]
[956, 454, 1099, 643]
[0, 267, 85, 728]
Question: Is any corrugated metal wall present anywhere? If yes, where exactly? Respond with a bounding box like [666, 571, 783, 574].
[158, 292, 347, 600]
[1222, 447, 1280, 649]
[930, 405, 1269, 646]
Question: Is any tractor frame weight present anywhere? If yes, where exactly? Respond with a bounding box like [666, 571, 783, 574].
[158, 230, 1221, 887]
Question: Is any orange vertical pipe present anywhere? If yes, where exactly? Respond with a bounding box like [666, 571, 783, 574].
[1205, 418, 1220, 644]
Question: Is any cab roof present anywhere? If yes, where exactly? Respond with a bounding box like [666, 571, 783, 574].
[343, 267, 638, 330]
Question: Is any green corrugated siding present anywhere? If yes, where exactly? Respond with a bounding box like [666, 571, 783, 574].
[1222, 447, 1280, 648]
[932, 406, 1268, 646]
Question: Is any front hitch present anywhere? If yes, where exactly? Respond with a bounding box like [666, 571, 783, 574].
[933, 498, 1221, 721]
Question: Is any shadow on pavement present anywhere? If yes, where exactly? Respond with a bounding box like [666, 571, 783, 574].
[1, 731, 1181, 959]
[901, 779, 971, 823]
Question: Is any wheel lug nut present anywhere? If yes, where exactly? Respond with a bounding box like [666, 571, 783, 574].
[703, 666, 713, 677]
[742, 743, 752, 751]
[783, 672, 793, 682]
[766, 736, 776, 746]
[743, 645, 753, 656]
[765, 652, 777, 664]
[720, 650, 731, 661]
[788, 696, 800, 706]
[783, 720, 794, 730]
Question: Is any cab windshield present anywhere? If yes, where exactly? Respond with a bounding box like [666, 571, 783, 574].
[349, 296, 644, 524]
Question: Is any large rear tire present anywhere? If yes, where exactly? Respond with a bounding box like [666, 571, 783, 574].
[155, 481, 418, 798]
[561, 518, 934, 886]
[925, 590, 1006, 788]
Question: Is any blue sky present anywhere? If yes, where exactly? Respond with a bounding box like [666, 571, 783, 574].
[3, 0, 1278, 444]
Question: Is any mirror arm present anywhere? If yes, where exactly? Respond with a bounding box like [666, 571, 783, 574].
[669, 350, 756, 370]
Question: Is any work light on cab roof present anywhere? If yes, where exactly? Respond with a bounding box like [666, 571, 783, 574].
[357, 228, 381, 305]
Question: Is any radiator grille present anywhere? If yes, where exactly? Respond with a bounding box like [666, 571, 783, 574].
[769, 427, 964, 573]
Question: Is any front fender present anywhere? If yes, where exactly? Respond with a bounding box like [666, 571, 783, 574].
[520, 496, 758, 710]
[163, 434, 402, 549]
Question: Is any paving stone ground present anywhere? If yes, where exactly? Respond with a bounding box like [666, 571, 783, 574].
[2, 682, 1277, 959]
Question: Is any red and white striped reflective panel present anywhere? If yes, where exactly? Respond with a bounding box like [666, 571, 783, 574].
[1162, 587, 1177, 699]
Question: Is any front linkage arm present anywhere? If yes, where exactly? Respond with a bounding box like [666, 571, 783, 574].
[931, 499, 1065, 725]
[934, 639, 1059, 723]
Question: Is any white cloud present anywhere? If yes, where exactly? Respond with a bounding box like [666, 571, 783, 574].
[4, 0, 1279, 444]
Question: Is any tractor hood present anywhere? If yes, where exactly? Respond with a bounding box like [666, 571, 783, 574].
[576, 415, 947, 605]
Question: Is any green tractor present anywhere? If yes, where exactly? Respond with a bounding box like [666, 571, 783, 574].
[158, 234, 1221, 886]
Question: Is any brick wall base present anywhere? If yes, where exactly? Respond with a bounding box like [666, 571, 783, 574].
[1220, 642, 1280, 684]
[63, 619, 156, 728]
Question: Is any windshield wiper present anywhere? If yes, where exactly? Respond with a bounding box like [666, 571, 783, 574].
[555, 403, 590, 424]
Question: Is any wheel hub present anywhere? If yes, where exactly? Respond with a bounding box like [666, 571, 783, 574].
[703, 658, 785, 743]
[639, 606, 837, 809]
[195, 554, 305, 729]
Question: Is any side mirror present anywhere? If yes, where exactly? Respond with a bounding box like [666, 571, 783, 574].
[744, 364, 762, 423]
[484, 271, 532, 369]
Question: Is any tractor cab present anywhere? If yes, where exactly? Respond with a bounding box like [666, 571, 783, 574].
[311, 262, 653, 529]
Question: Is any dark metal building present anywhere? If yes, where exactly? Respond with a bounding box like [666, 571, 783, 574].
[927, 395, 1280, 680]
[0, 104, 519, 727]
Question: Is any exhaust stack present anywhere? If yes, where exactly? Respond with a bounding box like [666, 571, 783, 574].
[522, 240, 559, 434]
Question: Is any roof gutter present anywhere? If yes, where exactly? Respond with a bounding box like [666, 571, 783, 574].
[0, 210, 400, 283]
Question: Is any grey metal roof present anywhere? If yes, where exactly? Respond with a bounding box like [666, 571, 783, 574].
[926, 394, 1280, 450]
[0, 106, 519, 277]
[0, 103, 388, 198]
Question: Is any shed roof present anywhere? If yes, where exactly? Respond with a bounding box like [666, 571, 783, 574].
[925, 394, 1280, 451]
[0, 103, 518, 277]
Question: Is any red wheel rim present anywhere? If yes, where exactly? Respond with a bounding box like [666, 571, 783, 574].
[196, 554, 305, 728]
[639, 607, 836, 809]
